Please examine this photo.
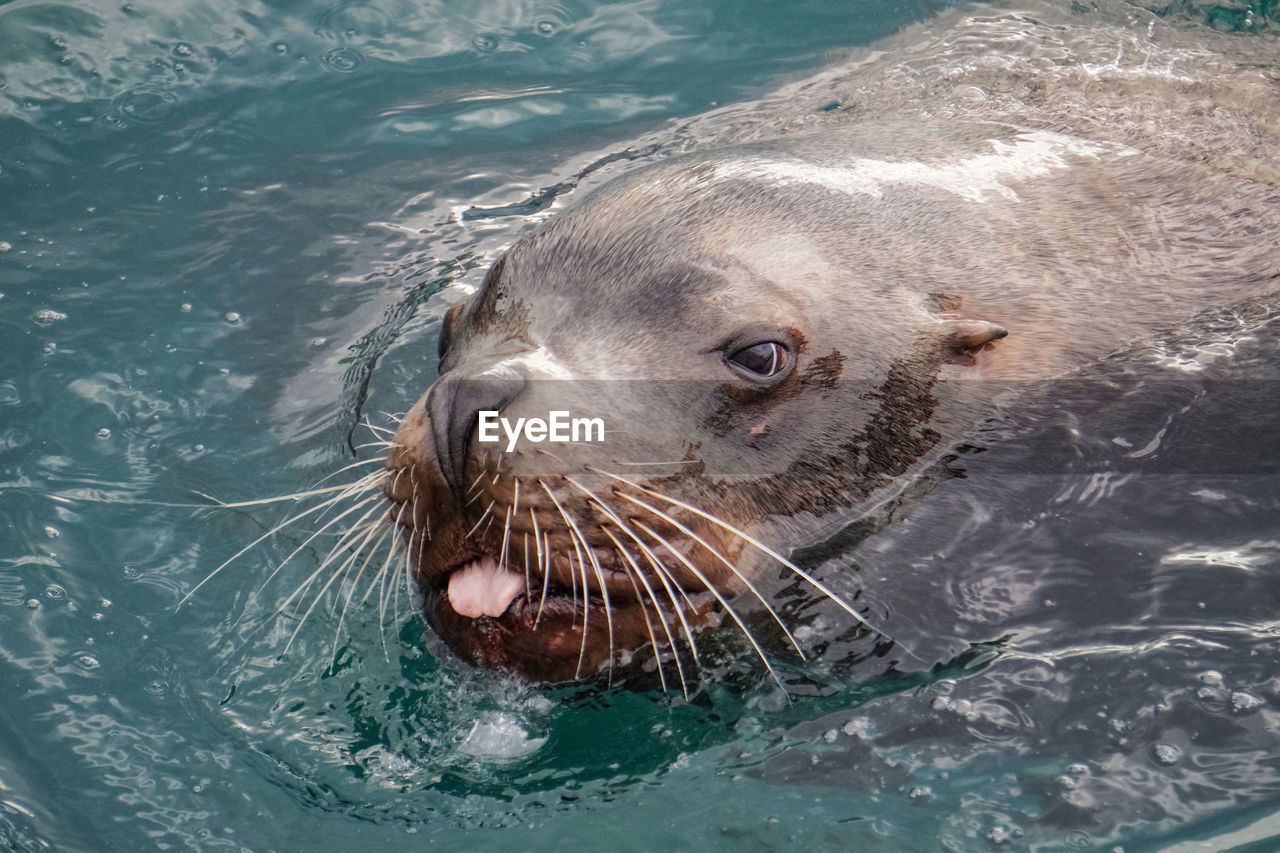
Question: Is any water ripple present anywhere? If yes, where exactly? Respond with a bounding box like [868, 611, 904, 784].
[319, 45, 366, 74]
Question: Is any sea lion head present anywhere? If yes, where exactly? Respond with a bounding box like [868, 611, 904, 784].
[385, 132, 1013, 685]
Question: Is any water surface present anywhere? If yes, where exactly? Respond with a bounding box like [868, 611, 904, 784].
[2, 0, 1279, 849]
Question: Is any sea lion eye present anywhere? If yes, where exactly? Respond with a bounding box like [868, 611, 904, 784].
[727, 341, 789, 377]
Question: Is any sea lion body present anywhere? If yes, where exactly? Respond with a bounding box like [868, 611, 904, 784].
[384, 16, 1280, 684]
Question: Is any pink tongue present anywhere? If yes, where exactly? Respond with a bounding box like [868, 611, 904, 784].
[447, 556, 526, 619]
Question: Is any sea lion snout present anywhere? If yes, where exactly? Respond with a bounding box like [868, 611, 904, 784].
[425, 372, 526, 495]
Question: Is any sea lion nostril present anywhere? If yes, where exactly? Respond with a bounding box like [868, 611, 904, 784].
[427, 373, 525, 494]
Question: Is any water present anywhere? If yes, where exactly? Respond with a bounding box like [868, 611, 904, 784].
[3, 0, 1279, 849]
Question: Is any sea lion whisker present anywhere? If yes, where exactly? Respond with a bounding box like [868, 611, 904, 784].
[361, 419, 398, 436]
[466, 471, 486, 496]
[366, 503, 407, 610]
[590, 467, 917, 661]
[532, 447, 567, 464]
[539, 480, 601, 679]
[351, 440, 395, 452]
[530, 508, 550, 627]
[330, 524, 393, 667]
[269, 495, 389, 618]
[565, 480, 702, 666]
[615, 460, 701, 467]
[602, 528, 687, 698]
[631, 541, 702, 664]
[196, 472, 382, 511]
[614, 491, 805, 660]
[464, 500, 496, 540]
[497, 504, 512, 577]
[512, 479, 529, 595]
[303, 459, 389, 495]
[290, 490, 387, 562]
[537, 479, 611, 671]
[275, 496, 392, 653]
[220, 503, 386, 636]
[178, 487, 377, 609]
[371, 505, 408, 661]
[634, 520, 787, 694]
[219, 501, 381, 655]
[541, 531, 551, 620]
[395, 526, 418, 643]
[612, 542, 669, 693]
[282, 527, 375, 658]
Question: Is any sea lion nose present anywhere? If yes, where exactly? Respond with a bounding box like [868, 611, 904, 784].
[427, 372, 525, 495]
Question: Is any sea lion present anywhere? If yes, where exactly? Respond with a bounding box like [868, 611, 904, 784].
[371, 2, 1280, 688]
[381, 114, 1279, 686]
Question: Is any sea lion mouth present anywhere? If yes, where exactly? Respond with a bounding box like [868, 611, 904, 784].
[425, 546, 719, 683]
[445, 555, 526, 619]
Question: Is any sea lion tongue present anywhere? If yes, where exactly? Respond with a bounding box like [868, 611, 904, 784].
[447, 555, 525, 618]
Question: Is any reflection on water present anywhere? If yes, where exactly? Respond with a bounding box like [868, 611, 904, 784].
[1, 0, 1279, 849]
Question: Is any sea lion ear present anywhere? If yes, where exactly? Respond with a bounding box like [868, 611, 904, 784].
[438, 298, 471, 362]
[938, 317, 1008, 365]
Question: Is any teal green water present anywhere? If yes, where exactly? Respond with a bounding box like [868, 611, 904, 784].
[4, 0, 1280, 850]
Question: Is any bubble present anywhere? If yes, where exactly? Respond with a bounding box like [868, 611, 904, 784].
[988, 826, 1012, 844]
[122, 564, 141, 579]
[457, 712, 546, 760]
[310, 336, 327, 348]
[112, 87, 179, 125]
[180, 303, 192, 312]
[33, 308, 67, 326]
[223, 311, 241, 324]
[0, 242, 10, 252]
[96, 428, 111, 439]
[44, 526, 60, 539]
[74, 653, 100, 670]
[841, 718, 867, 737]
[274, 42, 289, 54]
[1231, 691, 1264, 713]
[25, 599, 40, 610]
[45, 584, 66, 599]
[1152, 742, 1181, 765]
[535, 20, 557, 35]
[1198, 670, 1224, 687]
[471, 33, 500, 53]
[172, 42, 195, 58]
[0, 381, 19, 406]
[320, 46, 366, 74]
[144, 679, 168, 695]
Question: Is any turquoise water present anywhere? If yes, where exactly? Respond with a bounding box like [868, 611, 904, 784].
[4, 0, 1280, 850]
